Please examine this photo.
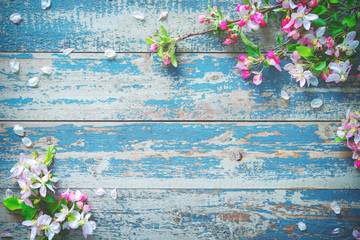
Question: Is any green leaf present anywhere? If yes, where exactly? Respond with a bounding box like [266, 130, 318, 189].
[33, 151, 38, 159]
[59, 197, 67, 206]
[296, 46, 313, 57]
[160, 22, 169, 38]
[145, 38, 156, 44]
[277, 32, 282, 46]
[348, 58, 358, 64]
[332, 13, 339, 21]
[44, 145, 56, 167]
[158, 46, 163, 57]
[240, 32, 258, 49]
[67, 212, 75, 222]
[329, 0, 339, 3]
[244, 0, 250, 6]
[264, 0, 269, 4]
[264, 12, 268, 23]
[21, 203, 37, 220]
[3, 197, 22, 210]
[170, 54, 178, 67]
[218, 7, 222, 18]
[311, 5, 327, 15]
[256, 46, 261, 57]
[42, 195, 56, 203]
[346, 16, 356, 28]
[263, 60, 270, 68]
[48, 202, 59, 215]
[334, 136, 346, 142]
[246, 46, 258, 57]
[314, 61, 327, 71]
[312, 18, 327, 27]
[287, 43, 300, 52]
[348, 0, 354, 7]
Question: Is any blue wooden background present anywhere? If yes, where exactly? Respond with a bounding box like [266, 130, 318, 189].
[0, 0, 360, 239]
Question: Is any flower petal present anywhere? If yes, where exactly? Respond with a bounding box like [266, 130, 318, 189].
[311, 98, 323, 108]
[110, 188, 117, 200]
[330, 201, 341, 214]
[305, 13, 318, 21]
[94, 188, 106, 196]
[298, 222, 307, 231]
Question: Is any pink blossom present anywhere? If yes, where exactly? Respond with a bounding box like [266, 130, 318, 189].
[236, 4, 243, 12]
[236, 58, 251, 70]
[279, 0, 297, 9]
[288, 30, 300, 40]
[274, 56, 280, 64]
[80, 193, 87, 202]
[199, 15, 206, 23]
[223, 38, 232, 45]
[292, 51, 301, 60]
[254, 12, 264, 24]
[308, 0, 318, 7]
[260, 20, 267, 26]
[267, 50, 274, 59]
[253, 74, 262, 85]
[287, 65, 312, 87]
[321, 69, 332, 80]
[149, 44, 158, 51]
[60, 188, 70, 200]
[238, 54, 246, 61]
[355, 161, 360, 168]
[336, 31, 359, 56]
[284, 6, 318, 30]
[326, 60, 351, 83]
[268, 58, 282, 72]
[220, 22, 227, 30]
[302, 27, 326, 49]
[77, 201, 84, 209]
[244, 5, 250, 10]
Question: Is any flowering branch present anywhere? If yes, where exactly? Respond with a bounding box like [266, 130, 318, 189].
[146, 0, 359, 87]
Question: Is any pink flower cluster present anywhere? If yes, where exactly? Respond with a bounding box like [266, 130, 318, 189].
[236, 54, 263, 85]
[236, 1, 267, 32]
[282, 5, 318, 37]
[337, 110, 360, 168]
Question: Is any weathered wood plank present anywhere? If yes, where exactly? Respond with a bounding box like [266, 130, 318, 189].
[0, 0, 281, 52]
[1, 189, 359, 239]
[0, 122, 359, 189]
[0, 53, 359, 121]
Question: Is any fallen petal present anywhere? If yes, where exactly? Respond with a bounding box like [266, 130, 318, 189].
[331, 228, 340, 235]
[353, 230, 360, 240]
[104, 49, 117, 60]
[311, 98, 323, 108]
[298, 222, 307, 231]
[132, 11, 144, 21]
[158, 12, 168, 21]
[95, 188, 106, 196]
[27, 77, 40, 87]
[330, 201, 341, 214]
[62, 48, 74, 56]
[110, 188, 117, 200]
[40, 66, 52, 75]
[5, 189, 14, 198]
[13, 124, 25, 136]
[0, 231, 12, 238]
[10, 59, 20, 73]
[309, 76, 319, 86]
[281, 90, 290, 100]
[41, 0, 51, 10]
[22, 137, 32, 147]
[10, 13, 22, 24]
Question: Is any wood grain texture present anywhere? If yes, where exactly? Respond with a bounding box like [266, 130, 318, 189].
[1, 189, 360, 239]
[1, 53, 359, 121]
[1, 122, 359, 189]
[0, 0, 281, 52]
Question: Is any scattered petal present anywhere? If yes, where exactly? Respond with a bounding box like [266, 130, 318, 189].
[158, 12, 168, 21]
[311, 98, 323, 108]
[10, 59, 20, 73]
[353, 230, 360, 240]
[110, 188, 117, 200]
[331, 228, 340, 235]
[298, 222, 307, 231]
[27, 77, 40, 87]
[41, 0, 51, 10]
[104, 49, 117, 60]
[309, 76, 319, 86]
[10, 13, 22, 24]
[22, 137, 32, 147]
[281, 90, 290, 100]
[94, 188, 106, 196]
[0, 231, 12, 238]
[132, 11, 144, 21]
[40, 66, 52, 75]
[62, 48, 74, 56]
[5, 189, 14, 198]
[13, 124, 25, 136]
[330, 201, 341, 214]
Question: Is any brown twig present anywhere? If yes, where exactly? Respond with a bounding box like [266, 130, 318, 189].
[179, 29, 215, 41]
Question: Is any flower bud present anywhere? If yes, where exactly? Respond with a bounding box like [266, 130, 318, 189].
[223, 39, 232, 45]
[267, 50, 274, 59]
[242, 70, 250, 78]
[260, 20, 267, 27]
[80, 194, 87, 202]
[77, 201, 84, 209]
[211, 13, 215, 17]
[236, 4, 243, 12]
[163, 56, 171, 65]
[149, 44, 158, 51]
[292, 51, 301, 60]
[226, 28, 232, 33]
[83, 204, 91, 212]
[238, 54, 246, 61]
[244, 5, 250, 10]
[68, 192, 76, 202]
[220, 22, 227, 30]
[238, 20, 245, 27]
[274, 56, 280, 64]
[250, 15, 255, 21]
[198, 15, 206, 23]
[355, 160, 360, 168]
[301, 1, 307, 5]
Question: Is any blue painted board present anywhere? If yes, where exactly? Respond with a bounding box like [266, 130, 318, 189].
[0, 53, 359, 121]
[0, 122, 358, 189]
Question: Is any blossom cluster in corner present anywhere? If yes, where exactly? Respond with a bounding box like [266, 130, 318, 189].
[3, 146, 96, 240]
